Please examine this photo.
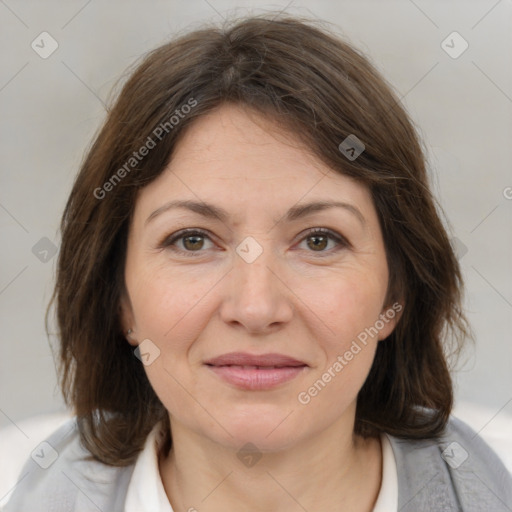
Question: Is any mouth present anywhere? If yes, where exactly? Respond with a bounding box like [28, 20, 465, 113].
[204, 352, 308, 390]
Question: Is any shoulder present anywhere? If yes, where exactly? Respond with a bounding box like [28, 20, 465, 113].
[388, 415, 512, 511]
[2, 418, 135, 512]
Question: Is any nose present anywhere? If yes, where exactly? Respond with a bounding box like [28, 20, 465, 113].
[219, 244, 294, 334]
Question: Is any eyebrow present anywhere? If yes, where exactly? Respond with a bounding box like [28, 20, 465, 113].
[145, 199, 366, 227]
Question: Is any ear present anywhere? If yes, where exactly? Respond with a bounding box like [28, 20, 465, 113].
[377, 300, 404, 341]
[119, 292, 138, 347]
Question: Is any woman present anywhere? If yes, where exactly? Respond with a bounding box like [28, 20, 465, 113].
[5, 13, 511, 512]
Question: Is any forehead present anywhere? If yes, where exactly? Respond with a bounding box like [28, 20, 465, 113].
[133, 103, 374, 223]
[171, 103, 327, 177]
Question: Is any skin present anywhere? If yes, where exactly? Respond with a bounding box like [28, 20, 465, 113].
[121, 103, 402, 512]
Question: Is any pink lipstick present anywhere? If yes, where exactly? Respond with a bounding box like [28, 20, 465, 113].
[204, 352, 308, 390]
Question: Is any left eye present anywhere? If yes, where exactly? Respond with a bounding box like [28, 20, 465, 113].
[160, 228, 348, 256]
[297, 228, 347, 254]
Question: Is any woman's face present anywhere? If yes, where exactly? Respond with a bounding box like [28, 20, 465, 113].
[122, 103, 399, 452]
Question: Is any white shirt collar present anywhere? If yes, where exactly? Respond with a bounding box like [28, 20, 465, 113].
[124, 423, 173, 512]
[124, 425, 398, 512]
[372, 433, 399, 511]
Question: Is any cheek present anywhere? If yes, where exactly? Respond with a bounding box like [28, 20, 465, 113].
[127, 264, 221, 406]
[297, 276, 383, 416]
[129, 268, 210, 414]
[128, 262, 218, 341]
[302, 271, 385, 392]
[309, 269, 387, 344]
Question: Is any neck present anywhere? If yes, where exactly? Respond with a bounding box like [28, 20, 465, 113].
[159, 415, 383, 512]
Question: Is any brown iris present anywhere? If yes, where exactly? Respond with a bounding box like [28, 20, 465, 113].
[307, 234, 328, 251]
[182, 235, 205, 251]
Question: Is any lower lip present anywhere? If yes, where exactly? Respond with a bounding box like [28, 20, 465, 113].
[206, 365, 307, 390]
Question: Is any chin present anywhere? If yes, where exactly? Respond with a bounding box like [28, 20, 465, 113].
[210, 406, 306, 452]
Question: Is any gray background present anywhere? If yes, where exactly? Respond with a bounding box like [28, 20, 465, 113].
[1, 0, 511, 439]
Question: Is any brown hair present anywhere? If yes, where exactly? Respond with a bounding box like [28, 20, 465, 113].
[48, 13, 470, 465]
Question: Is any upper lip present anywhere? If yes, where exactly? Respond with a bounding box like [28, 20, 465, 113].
[204, 352, 307, 367]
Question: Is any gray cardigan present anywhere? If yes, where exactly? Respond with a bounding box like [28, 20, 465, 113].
[3, 416, 512, 511]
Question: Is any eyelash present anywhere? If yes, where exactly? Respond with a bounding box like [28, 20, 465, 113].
[159, 227, 349, 257]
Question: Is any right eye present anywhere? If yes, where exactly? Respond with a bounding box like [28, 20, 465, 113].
[160, 228, 215, 256]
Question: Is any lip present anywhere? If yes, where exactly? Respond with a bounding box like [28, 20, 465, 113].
[204, 352, 307, 367]
[204, 352, 308, 390]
